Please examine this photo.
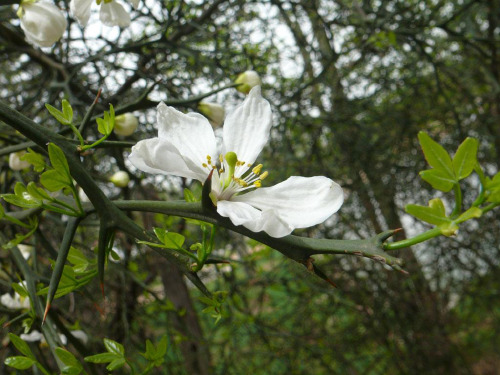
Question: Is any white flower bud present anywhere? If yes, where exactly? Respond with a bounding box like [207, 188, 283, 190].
[18, 244, 34, 260]
[198, 102, 225, 128]
[110, 171, 130, 188]
[114, 113, 139, 136]
[9, 151, 30, 171]
[235, 70, 262, 94]
[18, 1, 67, 48]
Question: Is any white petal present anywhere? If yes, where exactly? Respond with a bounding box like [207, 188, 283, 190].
[20, 2, 67, 47]
[216, 201, 292, 238]
[70, 0, 93, 26]
[129, 138, 207, 182]
[100, 1, 131, 27]
[216, 200, 261, 226]
[157, 102, 217, 173]
[222, 86, 272, 172]
[234, 176, 343, 232]
[130, 0, 140, 9]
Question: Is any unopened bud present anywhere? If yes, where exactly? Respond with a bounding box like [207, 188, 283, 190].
[109, 171, 130, 188]
[9, 151, 30, 171]
[235, 70, 262, 94]
[198, 102, 225, 127]
[114, 113, 138, 136]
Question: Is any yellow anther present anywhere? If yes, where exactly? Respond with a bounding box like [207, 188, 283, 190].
[254, 180, 262, 188]
[219, 154, 223, 164]
[252, 164, 263, 175]
[259, 171, 268, 180]
[202, 163, 208, 168]
[247, 163, 252, 167]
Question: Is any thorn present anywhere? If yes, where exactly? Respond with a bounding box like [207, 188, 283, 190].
[42, 303, 50, 325]
[94, 88, 102, 104]
[399, 268, 410, 275]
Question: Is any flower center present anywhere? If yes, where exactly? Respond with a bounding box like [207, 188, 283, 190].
[202, 152, 268, 205]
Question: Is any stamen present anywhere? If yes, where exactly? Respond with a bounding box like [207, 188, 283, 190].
[260, 171, 268, 180]
[254, 180, 262, 188]
[252, 164, 263, 175]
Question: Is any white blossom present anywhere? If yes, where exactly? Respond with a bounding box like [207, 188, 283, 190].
[109, 170, 130, 187]
[18, 0, 67, 48]
[198, 102, 225, 128]
[129, 86, 343, 238]
[235, 70, 262, 94]
[70, 0, 136, 27]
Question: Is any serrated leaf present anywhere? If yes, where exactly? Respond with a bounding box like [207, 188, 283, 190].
[46, 103, 71, 125]
[62, 100, 73, 123]
[40, 169, 70, 192]
[419, 169, 456, 192]
[4, 356, 36, 370]
[84, 353, 120, 363]
[455, 207, 482, 224]
[104, 338, 125, 355]
[452, 137, 478, 180]
[405, 203, 450, 226]
[8, 333, 35, 359]
[418, 132, 455, 178]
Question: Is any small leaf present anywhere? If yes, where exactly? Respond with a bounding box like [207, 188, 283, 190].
[184, 188, 197, 202]
[419, 169, 456, 192]
[154, 228, 185, 249]
[2, 194, 41, 208]
[455, 207, 482, 224]
[418, 132, 455, 178]
[46, 103, 70, 125]
[26, 182, 51, 201]
[11, 282, 29, 298]
[4, 356, 36, 370]
[405, 202, 450, 226]
[20, 148, 46, 172]
[40, 169, 70, 192]
[107, 358, 126, 371]
[8, 333, 35, 359]
[56, 347, 82, 370]
[84, 353, 119, 363]
[439, 222, 459, 237]
[62, 100, 74, 124]
[452, 137, 478, 180]
[48, 143, 71, 178]
[104, 338, 125, 355]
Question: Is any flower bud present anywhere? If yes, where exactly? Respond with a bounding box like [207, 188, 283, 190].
[110, 171, 130, 188]
[9, 151, 30, 171]
[198, 102, 225, 127]
[18, 244, 34, 260]
[114, 113, 139, 136]
[18, 0, 67, 48]
[235, 70, 262, 94]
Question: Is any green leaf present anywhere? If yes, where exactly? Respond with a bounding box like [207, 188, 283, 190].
[67, 247, 90, 273]
[438, 222, 459, 237]
[452, 137, 478, 180]
[104, 338, 125, 355]
[40, 169, 71, 192]
[62, 365, 83, 375]
[97, 105, 115, 136]
[405, 201, 450, 226]
[26, 182, 51, 201]
[84, 353, 119, 363]
[56, 347, 83, 371]
[8, 333, 35, 359]
[154, 228, 185, 249]
[48, 143, 71, 178]
[184, 188, 197, 202]
[20, 148, 46, 172]
[418, 132, 455, 179]
[107, 358, 126, 371]
[62, 100, 74, 124]
[11, 282, 28, 298]
[4, 356, 36, 370]
[2, 194, 41, 209]
[455, 207, 482, 224]
[419, 169, 456, 192]
[46, 103, 71, 125]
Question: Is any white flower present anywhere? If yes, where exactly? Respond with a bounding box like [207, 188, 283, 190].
[1, 292, 31, 309]
[114, 113, 139, 136]
[235, 70, 262, 94]
[70, 330, 89, 344]
[18, 244, 34, 260]
[9, 151, 30, 171]
[198, 102, 225, 128]
[109, 170, 130, 187]
[129, 86, 343, 238]
[70, 0, 134, 27]
[18, 0, 67, 48]
[20, 330, 67, 345]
